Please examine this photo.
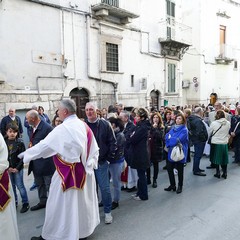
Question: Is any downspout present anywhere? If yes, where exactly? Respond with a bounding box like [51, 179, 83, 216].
[36, 76, 64, 101]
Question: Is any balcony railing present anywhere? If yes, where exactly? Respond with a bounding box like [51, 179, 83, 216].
[92, 0, 139, 15]
[215, 44, 234, 64]
[159, 20, 192, 46]
[101, 0, 119, 7]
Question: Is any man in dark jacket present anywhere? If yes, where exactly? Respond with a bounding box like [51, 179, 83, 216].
[188, 107, 208, 176]
[85, 102, 117, 224]
[0, 108, 23, 137]
[26, 110, 55, 211]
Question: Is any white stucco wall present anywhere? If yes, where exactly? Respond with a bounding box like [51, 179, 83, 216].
[182, 0, 240, 105]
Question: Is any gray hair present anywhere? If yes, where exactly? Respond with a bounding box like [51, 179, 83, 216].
[85, 102, 97, 111]
[194, 107, 203, 114]
[60, 99, 76, 113]
[120, 110, 130, 119]
[27, 110, 39, 119]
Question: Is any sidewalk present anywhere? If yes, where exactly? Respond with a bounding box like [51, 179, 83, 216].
[18, 151, 240, 240]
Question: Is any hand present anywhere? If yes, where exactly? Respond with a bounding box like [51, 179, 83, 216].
[8, 167, 14, 173]
[153, 123, 158, 128]
[18, 152, 24, 159]
[231, 132, 236, 137]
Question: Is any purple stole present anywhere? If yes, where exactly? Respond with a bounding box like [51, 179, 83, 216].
[53, 123, 93, 191]
[0, 170, 11, 211]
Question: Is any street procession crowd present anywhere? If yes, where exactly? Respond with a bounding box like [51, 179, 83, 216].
[0, 99, 239, 240]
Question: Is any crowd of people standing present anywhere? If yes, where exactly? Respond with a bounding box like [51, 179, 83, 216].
[0, 99, 239, 240]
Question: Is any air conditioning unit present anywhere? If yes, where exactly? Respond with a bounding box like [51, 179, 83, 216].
[182, 80, 190, 88]
[140, 78, 147, 90]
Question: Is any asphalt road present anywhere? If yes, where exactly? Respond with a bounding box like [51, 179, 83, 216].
[17, 151, 240, 240]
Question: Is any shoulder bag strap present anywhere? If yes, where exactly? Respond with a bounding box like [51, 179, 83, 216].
[211, 124, 223, 137]
[233, 122, 240, 133]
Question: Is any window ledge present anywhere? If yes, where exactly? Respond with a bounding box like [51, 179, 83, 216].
[165, 92, 179, 96]
[101, 71, 124, 74]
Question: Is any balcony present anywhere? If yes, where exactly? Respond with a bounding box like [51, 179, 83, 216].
[158, 19, 192, 60]
[91, 0, 139, 25]
[215, 44, 234, 64]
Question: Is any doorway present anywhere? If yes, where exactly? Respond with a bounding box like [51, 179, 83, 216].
[150, 90, 160, 110]
[70, 88, 89, 119]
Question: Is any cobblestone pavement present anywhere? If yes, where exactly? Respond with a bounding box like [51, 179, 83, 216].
[18, 151, 240, 240]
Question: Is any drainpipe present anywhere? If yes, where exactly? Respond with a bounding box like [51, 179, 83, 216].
[36, 76, 64, 101]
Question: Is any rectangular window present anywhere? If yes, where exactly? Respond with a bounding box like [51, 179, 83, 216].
[106, 43, 119, 72]
[131, 75, 134, 87]
[234, 60, 238, 69]
[220, 25, 226, 57]
[166, 0, 175, 17]
[168, 63, 176, 93]
[166, 0, 175, 39]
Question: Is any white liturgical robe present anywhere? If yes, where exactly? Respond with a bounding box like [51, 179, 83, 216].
[20, 115, 100, 240]
[0, 133, 20, 240]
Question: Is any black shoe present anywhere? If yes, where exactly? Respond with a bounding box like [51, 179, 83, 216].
[221, 173, 227, 179]
[147, 179, 151, 185]
[152, 181, 157, 188]
[111, 201, 119, 210]
[193, 172, 206, 176]
[163, 165, 167, 170]
[30, 203, 46, 211]
[20, 203, 30, 213]
[199, 169, 205, 172]
[164, 186, 176, 192]
[206, 165, 216, 169]
[214, 173, 220, 179]
[126, 187, 137, 192]
[232, 160, 239, 164]
[121, 186, 127, 191]
[31, 236, 45, 240]
[98, 202, 103, 207]
[176, 186, 182, 194]
[79, 238, 87, 240]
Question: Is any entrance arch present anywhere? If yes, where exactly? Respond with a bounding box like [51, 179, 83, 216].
[70, 88, 89, 119]
[150, 90, 160, 110]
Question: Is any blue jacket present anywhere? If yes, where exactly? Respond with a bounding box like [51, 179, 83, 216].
[165, 125, 189, 163]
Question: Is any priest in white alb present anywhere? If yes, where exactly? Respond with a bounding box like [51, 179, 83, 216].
[0, 133, 20, 240]
[19, 99, 100, 240]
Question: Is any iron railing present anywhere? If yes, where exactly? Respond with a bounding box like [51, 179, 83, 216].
[101, 0, 119, 7]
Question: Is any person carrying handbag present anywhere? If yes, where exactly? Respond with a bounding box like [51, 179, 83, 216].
[164, 112, 188, 194]
[209, 110, 230, 179]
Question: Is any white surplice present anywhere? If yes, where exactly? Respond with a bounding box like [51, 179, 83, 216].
[21, 115, 100, 240]
[0, 133, 20, 240]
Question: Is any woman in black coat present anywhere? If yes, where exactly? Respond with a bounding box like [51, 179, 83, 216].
[147, 112, 164, 188]
[129, 108, 151, 201]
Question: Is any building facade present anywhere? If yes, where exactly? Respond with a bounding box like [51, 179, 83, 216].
[0, 0, 191, 119]
[181, 0, 240, 105]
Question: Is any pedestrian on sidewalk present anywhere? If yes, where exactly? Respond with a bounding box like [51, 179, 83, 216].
[5, 123, 30, 213]
[164, 112, 188, 194]
[209, 110, 230, 179]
